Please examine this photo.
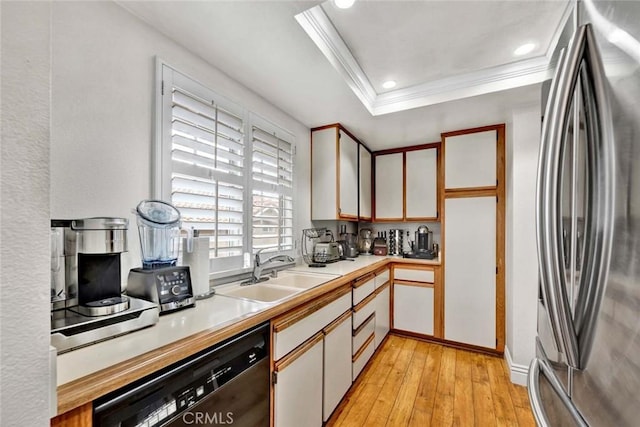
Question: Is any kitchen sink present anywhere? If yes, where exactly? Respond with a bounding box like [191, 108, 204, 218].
[216, 283, 301, 303]
[267, 270, 337, 290]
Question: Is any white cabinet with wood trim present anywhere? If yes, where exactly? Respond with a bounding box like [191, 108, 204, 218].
[444, 129, 497, 189]
[274, 333, 324, 427]
[322, 311, 352, 422]
[374, 145, 439, 221]
[373, 282, 390, 348]
[359, 145, 372, 220]
[444, 196, 497, 349]
[393, 284, 434, 336]
[311, 124, 369, 221]
[405, 148, 438, 219]
[374, 152, 404, 220]
[352, 333, 375, 381]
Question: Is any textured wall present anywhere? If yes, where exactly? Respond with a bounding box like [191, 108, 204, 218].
[0, 1, 52, 425]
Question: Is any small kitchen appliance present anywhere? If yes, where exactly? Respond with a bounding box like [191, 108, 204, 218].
[340, 229, 359, 258]
[403, 225, 436, 260]
[50, 218, 159, 354]
[127, 200, 195, 313]
[312, 242, 341, 263]
[358, 228, 374, 255]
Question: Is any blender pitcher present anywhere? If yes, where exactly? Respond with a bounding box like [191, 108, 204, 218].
[134, 200, 182, 269]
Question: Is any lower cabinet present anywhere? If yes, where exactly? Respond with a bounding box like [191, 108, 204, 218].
[323, 311, 353, 422]
[373, 282, 390, 348]
[274, 333, 324, 427]
[393, 284, 434, 336]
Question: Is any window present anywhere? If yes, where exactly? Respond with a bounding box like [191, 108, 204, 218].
[156, 63, 295, 274]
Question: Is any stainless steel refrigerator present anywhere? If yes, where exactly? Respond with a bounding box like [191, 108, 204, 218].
[529, 0, 640, 426]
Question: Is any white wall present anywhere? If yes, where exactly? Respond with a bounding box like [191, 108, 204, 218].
[506, 103, 541, 385]
[0, 2, 52, 425]
[50, 1, 311, 274]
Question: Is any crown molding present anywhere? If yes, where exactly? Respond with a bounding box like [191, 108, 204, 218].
[296, 4, 569, 116]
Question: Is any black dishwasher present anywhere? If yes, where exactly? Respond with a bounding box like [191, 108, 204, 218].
[94, 322, 269, 427]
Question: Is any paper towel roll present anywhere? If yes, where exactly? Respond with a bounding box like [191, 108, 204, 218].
[182, 237, 212, 299]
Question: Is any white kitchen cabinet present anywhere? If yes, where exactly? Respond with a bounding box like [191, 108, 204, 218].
[274, 333, 324, 427]
[393, 284, 434, 336]
[374, 283, 390, 348]
[323, 311, 352, 422]
[359, 145, 372, 220]
[311, 125, 366, 220]
[339, 130, 359, 218]
[405, 147, 438, 219]
[444, 129, 497, 189]
[374, 152, 403, 220]
[444, 196, 496, 349]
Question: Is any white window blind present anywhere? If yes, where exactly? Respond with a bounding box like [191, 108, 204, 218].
[158, 64, 295, 274]
[251, 122, 294, 254]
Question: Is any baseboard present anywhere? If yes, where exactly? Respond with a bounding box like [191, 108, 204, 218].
[504, 346, 529, 386]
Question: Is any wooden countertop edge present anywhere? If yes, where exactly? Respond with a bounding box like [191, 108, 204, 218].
[56, 257, 439, 415]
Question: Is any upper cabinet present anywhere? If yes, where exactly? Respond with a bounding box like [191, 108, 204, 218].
[359, 146, 372, 221]
[443, 129, 497, 189]
[373, 144, 440, 222]
[311, 124, 371, 221]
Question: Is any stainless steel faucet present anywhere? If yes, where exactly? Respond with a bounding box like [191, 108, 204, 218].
[243, 248, 294, 285]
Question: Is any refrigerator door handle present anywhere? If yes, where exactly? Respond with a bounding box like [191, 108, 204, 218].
[528, 358, 589, 427]
[538, 25, 588, 369]
[536, 47, 567, 354]
[572, 25, 615, 367]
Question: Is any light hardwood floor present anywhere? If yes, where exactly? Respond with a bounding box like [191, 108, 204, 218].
[327, 334, 535, 427]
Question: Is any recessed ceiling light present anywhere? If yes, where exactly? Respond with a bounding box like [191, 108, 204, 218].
[334, 0, 355, 9]
[514, 43, 536, 56]
[382, 80, 397, 89]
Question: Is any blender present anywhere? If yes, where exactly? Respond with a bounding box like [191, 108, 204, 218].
[127, 200, 196, 313]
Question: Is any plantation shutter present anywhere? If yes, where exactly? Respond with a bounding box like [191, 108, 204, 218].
[251, 120, 294, 254]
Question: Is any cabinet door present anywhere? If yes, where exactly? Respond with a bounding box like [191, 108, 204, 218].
[374, 153, 403, 220]
[444, 196, 496, 349]
[339, 130, 358, 219]
[359, 145, 372, 220]
[311, 127, 338, 220]
[274, 335, 324, 427]
[393, 284, 434, 336]
[406, 148, 438, 219]
[374, 285, 390, 348]
[323, 313, 352, 422]
[444, 130, 496, 189]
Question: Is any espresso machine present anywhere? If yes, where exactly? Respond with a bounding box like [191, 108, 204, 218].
[403, 225, 437, 260]
[127, 200, 195, 313]
[50, 218, 160, 353]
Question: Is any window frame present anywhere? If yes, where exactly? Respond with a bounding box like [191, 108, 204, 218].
[154, 59, 296, 278]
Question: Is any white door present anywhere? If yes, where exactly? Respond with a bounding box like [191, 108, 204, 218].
[274, 336, 324, 427]
[444, 130, 496, 189]
[405, 148, 438, 219]
[311, 127, 337, 220]
[393, 284, 434, 336]
[444, 196, 496, 348]
[374, 285, 390, 348]
[339, 130, 358, 218]
[359, 145, 372, 220]
[323, 314, 352, 421]
[374, 153, 403, 219]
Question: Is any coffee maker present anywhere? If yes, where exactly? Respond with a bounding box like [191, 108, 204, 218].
[50, 218, 159, 353]
[403, 225, 437, 260]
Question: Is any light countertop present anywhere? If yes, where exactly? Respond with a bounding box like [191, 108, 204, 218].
[55, 255, 440, 414]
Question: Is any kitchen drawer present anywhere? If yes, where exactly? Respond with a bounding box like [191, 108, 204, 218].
[273, 287, 351, 361]
[374, 268, 390, 289]
[352, 292, 376, 330]
[352, 274, 375, 305]
[394, 267, 435, 283]
[352, 333, 375, 381]
[352, 313, 375, 356]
